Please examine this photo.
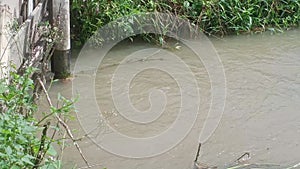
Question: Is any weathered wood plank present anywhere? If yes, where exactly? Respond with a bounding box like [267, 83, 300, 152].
[1, 0, 70, 80]
[51, 0, 71, 79]
[0, 5, 12, 77]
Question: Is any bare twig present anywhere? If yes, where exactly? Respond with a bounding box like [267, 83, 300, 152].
[37, 78, 91, 167]
[235, 152, 250, 164]
[59, 124, 68, 166]
[34, 121, 50, 168]
[194, 143, 202, 163]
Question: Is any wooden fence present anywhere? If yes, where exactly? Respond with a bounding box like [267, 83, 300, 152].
[1, 0, 71, 79]
[0, 0, 50, 77]
[20, 0, 44, 24]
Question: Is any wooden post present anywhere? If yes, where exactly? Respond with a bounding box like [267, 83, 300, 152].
[50, 0, 71, 79]
[0, 4, 12, 78]
[28, 0, 33, 16]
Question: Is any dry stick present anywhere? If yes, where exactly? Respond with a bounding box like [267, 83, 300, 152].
[39, 117, 60, 166]
[194, 143, 202, 163]
[59, 125, 68, 166]
[235, 152, 250, 163]
[34, 121, 50, 168]
[37, 78, 91, 167]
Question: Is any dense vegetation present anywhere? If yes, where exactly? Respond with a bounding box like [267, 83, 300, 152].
[0, 67, 75, 168]
[71, 0, 300, 46]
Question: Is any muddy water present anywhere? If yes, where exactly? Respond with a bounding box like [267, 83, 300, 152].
[42, 29, 300, 169]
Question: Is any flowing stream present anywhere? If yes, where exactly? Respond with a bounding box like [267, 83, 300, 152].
[39, 29, 300, 169]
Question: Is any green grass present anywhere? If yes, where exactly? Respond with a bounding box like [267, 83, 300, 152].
[70, 0, 300, 46]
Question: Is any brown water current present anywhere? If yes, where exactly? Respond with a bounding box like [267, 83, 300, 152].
[39, 29, 300, 169]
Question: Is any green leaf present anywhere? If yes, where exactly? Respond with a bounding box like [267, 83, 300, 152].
[184, 1, 190, 8]
[21, 155, 34, 165]
[10, 165, 20, 169]
[5, 146, 12, 155]
[47, 145, 57, 156]
[0, 83, 6, 94]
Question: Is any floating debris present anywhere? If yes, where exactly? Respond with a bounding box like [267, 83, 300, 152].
[192, 143, 280, 169]
[235, 152, 251, 164]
